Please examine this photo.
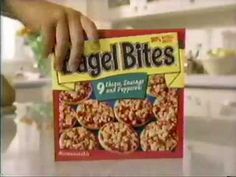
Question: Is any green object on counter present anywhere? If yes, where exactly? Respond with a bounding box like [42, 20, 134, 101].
[27, 35, 51, 76]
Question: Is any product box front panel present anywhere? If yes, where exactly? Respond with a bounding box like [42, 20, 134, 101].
[52, 30, 185, 161]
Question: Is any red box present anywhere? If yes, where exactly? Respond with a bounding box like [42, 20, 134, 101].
[53, 29, 185, 161]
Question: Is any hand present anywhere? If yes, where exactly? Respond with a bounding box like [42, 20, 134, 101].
[5, 0, 98, 72]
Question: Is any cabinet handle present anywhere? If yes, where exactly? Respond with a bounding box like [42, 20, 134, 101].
[134, 6, 138, 12]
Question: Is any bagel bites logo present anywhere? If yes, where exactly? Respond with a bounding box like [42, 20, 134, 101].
[55, 32, 181, 84]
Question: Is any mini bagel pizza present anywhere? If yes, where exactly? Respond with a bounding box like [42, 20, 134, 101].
[59, 103, 78, 134]
[152, 99, 177, 130]
[59, 127, 99, 150]
[140, 121, 178, 151]
[59, 82, 92, 104]
[166, 88, 178, 109]
[98, 122, 139, 153]
[148, 75, 168, 98]
[152, 88, 178, 126]
[76, 100, 116, 130]
[114, 99, 153, 127]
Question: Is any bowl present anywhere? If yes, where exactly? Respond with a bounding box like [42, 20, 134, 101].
[200, 57, 236, 75]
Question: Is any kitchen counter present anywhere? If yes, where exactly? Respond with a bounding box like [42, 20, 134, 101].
[187, 75, 236, 89]
[1, 102, 236, 176]
[12, 75, 236, 89]
[12, 74, 235, 104]
[13, 77, 51, 88]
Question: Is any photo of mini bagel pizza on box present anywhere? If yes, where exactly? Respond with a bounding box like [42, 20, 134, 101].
[52, 29, 185, 161]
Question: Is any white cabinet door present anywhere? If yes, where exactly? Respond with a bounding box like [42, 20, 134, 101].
[143, 0, 236, 17]
[190, 0, 236, 9]
[15, 84, 52, 103]
[185, 88, 236, 120]
[185, 88, 211, 118]
[209, 89, 236, 120]
[107, 0, 236, 22]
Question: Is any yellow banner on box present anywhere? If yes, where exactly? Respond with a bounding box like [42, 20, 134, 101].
[53, 33, 184, 90]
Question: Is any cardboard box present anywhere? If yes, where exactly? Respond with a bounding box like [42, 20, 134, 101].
[52, 30, 185, 161]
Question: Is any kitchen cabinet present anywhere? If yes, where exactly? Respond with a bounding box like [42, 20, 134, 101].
[185, 88, 211, 118]
[88, 0, 138, 22]
[209, 89, 236, 120]
[88, 0, 236, 23]
[104, 0, 157, 18]
[49, 0, 88, 15]
[15, 86, 52, 103]
[185, 75, 236, 121]
[186, 88, 236, 120]
[13, 78, 52, 103]
[107, 0, 133, 8]
[63, 0, 87, 15]
[139, 0, 236, 21]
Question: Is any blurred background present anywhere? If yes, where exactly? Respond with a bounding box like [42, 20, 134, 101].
[1, 0, 236, 104]
[1, 0, 236, 176]
[1, 0, 236, 119]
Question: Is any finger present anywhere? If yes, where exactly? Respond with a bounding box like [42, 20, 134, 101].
[67, 11, 84, 72]
[55, 17, 70, 71]
[80, 15, 99, 41]
[41, 24, 56, 58]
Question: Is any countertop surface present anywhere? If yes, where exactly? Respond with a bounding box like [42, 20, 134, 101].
[1, 102, 236, 176]
[13, 77, 51, 88]
[12, 75, 236, 89]
[186, 75, 236, 89]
